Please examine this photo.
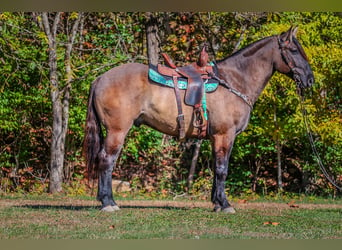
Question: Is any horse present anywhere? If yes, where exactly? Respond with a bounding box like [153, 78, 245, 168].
[83, 27, 314, 213]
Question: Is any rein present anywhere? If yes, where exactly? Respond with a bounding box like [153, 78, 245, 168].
[299, 93, 342, 191]
[209, 66, 253, 110]
[218, 79, 253, 109]
[279, 36, 340, 191]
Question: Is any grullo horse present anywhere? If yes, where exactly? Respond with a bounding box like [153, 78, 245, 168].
[83, 27, 314, 213]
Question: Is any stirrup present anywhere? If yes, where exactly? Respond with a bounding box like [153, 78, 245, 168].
[193, 105, 205, 128]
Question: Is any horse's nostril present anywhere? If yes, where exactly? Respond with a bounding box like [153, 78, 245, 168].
[308, 77, 314, 85]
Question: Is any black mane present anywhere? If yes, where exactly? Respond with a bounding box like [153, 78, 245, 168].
[216, 36, 274, 63]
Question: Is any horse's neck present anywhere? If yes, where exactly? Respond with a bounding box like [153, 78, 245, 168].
[217, 36, 276, 104]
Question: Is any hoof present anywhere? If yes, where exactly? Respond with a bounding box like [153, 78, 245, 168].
[101, 205, 120, 212]
[222, 207, 236, 214]
[213, 206, 221, 212]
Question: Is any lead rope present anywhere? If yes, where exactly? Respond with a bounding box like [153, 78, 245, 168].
[299, 91, 341, 191]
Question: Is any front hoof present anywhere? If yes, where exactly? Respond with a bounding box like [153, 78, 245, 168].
[222, 207, 236, 214]
[101, 205, 120, 212]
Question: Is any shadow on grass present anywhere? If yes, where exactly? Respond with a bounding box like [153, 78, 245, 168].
[14, 204, 190, 211]
[14, 204, 99, 211]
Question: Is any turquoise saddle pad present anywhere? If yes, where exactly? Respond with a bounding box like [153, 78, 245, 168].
[148, 66, 219, 93]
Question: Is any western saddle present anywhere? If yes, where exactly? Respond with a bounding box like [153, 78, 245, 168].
[155, 45, 214, 140]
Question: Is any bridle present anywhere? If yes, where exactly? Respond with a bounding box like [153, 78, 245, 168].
[277, 36, 306, 87]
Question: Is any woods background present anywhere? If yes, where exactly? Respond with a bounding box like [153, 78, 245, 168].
[0, 12, 341, 197]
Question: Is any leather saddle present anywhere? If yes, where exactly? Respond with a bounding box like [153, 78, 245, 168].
[152, 45, 214, 140]
[160, 46, 213, 106]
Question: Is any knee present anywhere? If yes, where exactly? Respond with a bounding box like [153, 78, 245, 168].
[215, 147, 228, 158]
[215, 155, 228, 174]
[216, 166, 227, 178]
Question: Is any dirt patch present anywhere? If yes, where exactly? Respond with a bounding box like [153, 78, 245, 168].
[1, 198, 341, 211]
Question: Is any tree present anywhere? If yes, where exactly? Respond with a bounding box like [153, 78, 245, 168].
[145, 12, 160, 65]
[37, 12, 83, 193]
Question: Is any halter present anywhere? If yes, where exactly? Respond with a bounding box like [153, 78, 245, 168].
[277, 36, 304, 86]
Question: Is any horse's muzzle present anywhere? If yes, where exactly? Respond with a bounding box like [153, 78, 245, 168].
[300, 74, 314, 88]
[293, 68, 314, 88]
[307, 75, 314, 86]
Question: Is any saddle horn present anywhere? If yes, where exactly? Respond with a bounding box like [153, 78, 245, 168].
[197, 43, 209, 67]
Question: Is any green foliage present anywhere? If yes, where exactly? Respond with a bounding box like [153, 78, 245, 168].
[122, 126, 164, 161]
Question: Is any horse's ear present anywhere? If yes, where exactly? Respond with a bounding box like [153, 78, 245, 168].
[291, 26, 298, 39]
[280, 26, 293, 42]
[288, 26, 299, 42]
[288, 26, 298, 43]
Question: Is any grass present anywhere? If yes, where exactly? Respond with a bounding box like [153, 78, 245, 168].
[0, 194, 341, 239]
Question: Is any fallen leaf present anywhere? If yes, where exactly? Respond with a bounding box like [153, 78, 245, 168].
[289, 204, 299, 208]
[263, 221, 280, 226]
[108, 225, 115, 229]
[237, 199, 247, 204]
[287, 200, 299, 208]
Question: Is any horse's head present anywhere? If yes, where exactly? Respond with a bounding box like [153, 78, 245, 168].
[276, 26, 314, 88]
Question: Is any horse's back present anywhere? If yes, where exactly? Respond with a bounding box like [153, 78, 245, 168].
[96, 63, 148, 88]
[94, 62, 149, 99]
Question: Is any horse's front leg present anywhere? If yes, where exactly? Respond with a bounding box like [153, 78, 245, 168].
[211, 134, 236, 214]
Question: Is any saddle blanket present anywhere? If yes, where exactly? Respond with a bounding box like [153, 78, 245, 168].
[148, 64, 219, 93]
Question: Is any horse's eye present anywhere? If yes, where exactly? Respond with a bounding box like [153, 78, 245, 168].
[290, 47, 298, 53]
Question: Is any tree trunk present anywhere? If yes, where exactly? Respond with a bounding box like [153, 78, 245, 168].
[63, 13, 83, 180]
[40, 12, 82, 193]
[187, 139, 202, 190]
[276, 138, 283, 191]
[252, 159, 261, 192]
[40, 12, 63, 193]
[49, 101, 65, 193]
[145, 12, 160, 65]
[274, 105, 283, 192]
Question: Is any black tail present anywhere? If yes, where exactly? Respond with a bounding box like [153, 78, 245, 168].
[83, 78, 103, 179]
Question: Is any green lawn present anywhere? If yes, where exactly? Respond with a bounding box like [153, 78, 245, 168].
[0, 194, 341, 239]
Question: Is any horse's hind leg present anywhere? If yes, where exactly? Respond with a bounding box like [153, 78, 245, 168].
[97, 130, 126, 212]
